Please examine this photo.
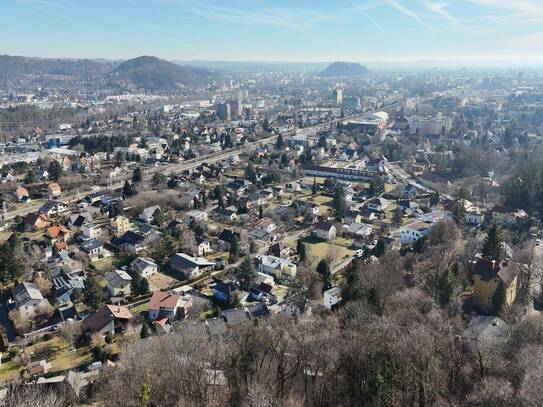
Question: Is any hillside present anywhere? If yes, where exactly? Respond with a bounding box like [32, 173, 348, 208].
[111, 56, 214, 91]
[319, 61, 369, 77]
[0, 55, 111, 78]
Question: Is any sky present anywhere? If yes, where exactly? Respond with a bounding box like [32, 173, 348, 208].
[2, 0, 543, 63]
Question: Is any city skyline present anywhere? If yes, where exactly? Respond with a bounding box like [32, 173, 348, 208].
[3, 0, 543, 64]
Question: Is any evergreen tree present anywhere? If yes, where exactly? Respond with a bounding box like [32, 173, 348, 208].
[132, 168, 143, 183]
[393, 206, 403, 227]
[229, 236, 240, 262]
[482, 224, 504, 261]
[333, 187, 346, 220]
[316, 259, 332, 290]
[297, 239, 307, 262]
[368, 176, 385, 196]
[341, 262, 363, 304]
[24, 169, 36, 184]
[245, 162, 257, 183]
[258, 205, 264, 219]
[312, 178, 318, 195]
[275, 134, 284, 149]
[430, 191, 440, 206]
[123, 180, 135, 197]
[83, 275, 103, 311]
[372, 239, 386, 257]
[235, 257, 257, 289]
[48, 160, 63, 182]
[140, 322, 150, 339]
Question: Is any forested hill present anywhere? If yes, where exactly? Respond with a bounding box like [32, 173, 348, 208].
[319, 61, 369, 77]
[110, 56, 215, 91]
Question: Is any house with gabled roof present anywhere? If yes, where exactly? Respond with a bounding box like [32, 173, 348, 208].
[82, 304, 133, 335]
[148, 291, 192, 321]
[170, 253, 216, 279]
[105, 270, 132, 297]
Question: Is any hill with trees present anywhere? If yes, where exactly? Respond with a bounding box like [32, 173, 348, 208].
[110, 56, 214, 91]
[319, 62, 369, 77]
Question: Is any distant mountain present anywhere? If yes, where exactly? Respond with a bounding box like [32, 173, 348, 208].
[0, 55, 111, 78]
[319, 62, 369, 77]
[111, 56, 214, 91]
[174, 60, 328, 73]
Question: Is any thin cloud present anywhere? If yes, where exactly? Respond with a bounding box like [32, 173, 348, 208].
[348, 0, 389, 33]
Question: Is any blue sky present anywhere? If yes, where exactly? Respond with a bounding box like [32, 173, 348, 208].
[2, 0, 543, 62]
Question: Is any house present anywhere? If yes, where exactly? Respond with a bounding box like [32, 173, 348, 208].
[170, 253, 216, 279]
[186, 209, 208, 223]
[473, 259, 520, 314]
[254, 218, 277, 234]
[82, 223, 101, 240]
[297, 200, 319, 216]
[268, 241, 291, 259]
[323, 286, 342, 309]
[82, 304, 133, 335]
[491, 206, 528, 225]
[110, 230, 161, 254]
[130, 257, 158, 278]
[24, 213, 49, 231]
[366, 197, 389, 212]
[399, 220, 434, 244]
[47, 182, 62, 199]
[222, 206, 238, 221]
[105, 270, 132, 297]
[110, 215, 131, 236]
[13, 282, 50, 316]
[314, 222, 337, 241]
[344, 222, 373, 238]
[344, 209, 363, 225]
[15, 186, 30, 202]
[45, 225, 71, 244]
[402, 184, 417, 199]
[140, 205, 161, 224]
[79, 239, 104, 260]
[256, 254, 297, 279]
[272, 186, 284, 196]
[213, 280, 237, 303]
[50, 268, 85, 305]
[196, 238, 212, 256]
[465, 210, 485, 226]
[28, 360, 52, 377]
[68, 213, 93, 229]
[148, 291, 192, 321]
[39, 200, 67, 216]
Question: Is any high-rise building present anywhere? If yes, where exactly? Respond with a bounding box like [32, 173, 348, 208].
[215, 101, 231, 121]
[332, 88, 343, 106]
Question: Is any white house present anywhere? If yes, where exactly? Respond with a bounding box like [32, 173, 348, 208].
[186, 210, 208, 223]
[82, 223, 101, 240]
[130, 257, 158, 278]
[399, 220, 434, 244]
[105, 270, 132, 297]
[12, 282, 50, 317]
[323, 286, 342, 309]
[170, 253, 216, 279]
[366, 198, 389, 212]
[314, 222, 337, 241]
[148, 291, 192, 321]
[256, 255, 297, 279]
